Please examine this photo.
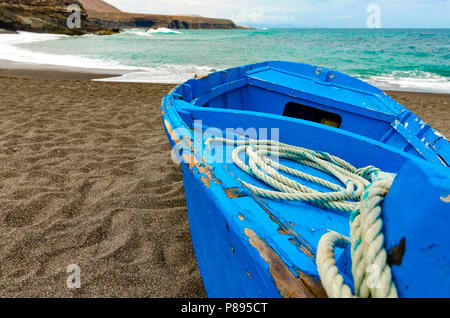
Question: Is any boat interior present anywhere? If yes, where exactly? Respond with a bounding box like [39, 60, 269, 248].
[170, 61, 449, 166]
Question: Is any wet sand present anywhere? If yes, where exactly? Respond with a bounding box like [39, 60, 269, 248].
[0, 71, 448, 298]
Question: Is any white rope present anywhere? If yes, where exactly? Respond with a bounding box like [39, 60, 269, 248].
[316, 232, 354, 298]
[206, 137, 398, 298]
[205, 137, 370, 213]
[349, 179, 398, 298]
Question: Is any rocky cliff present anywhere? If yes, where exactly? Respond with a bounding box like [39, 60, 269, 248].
[0, 0, 240, 36]
[85, 10, 239, 30]
[0, 0, 115, 35]
[78, 0, 238, 30]
[78, 0, 120, 13]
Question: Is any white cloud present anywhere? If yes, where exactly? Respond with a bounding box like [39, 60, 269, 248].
[105, 0, 315, 21]
[104, 0, 450, 28]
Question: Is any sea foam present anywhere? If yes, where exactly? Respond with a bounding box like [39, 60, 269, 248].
[1, 30, 448, 93]
[0, 31, 131, 70]
[367, 71, 450, 93]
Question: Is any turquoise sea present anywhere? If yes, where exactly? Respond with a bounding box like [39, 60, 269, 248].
[0, 28, 449, 92]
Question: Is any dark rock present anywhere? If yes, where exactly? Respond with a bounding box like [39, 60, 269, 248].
[0, 0, 115, 35]
[0, 28, 18, 34]
[0, 0, 241, 36]
[84, 10, 240, 30]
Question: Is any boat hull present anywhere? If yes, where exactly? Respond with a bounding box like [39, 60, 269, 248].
[161, 61, 450, 298]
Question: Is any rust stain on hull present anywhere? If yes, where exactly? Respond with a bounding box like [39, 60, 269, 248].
[388, 237, 406, 266]
[245, 228, 327, 298]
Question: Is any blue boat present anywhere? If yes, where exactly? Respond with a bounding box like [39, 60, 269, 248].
[161, 61, 450, 298]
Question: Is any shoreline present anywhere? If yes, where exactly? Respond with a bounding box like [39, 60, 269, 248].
[0, 59, 132, 81]
[0, 58, 449, 94]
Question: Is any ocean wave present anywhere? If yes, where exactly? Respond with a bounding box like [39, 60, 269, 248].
[122, 28, 182, 37]
[146, 28, 182, 34]
[366, 71, 450, 93]
[0, 31, 135, 70]
[123, 30, 154, 37]
[94, 64, 217, 84]
[0, 30, 211, 81]
[0, 31, 67, 46]
[1, 30, 449, 92]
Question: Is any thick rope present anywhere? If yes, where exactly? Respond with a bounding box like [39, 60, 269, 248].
[349, 178, 398, 298]
[206, 137, 397, 298]
[316, 231, 354, 298]
[205, 137, 370, 213]
[317, 179, 398, 298]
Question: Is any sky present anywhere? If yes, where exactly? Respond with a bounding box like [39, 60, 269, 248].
[104, 0, 450, 28]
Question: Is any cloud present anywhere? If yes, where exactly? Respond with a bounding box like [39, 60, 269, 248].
[104, 0, 450, 28]
[337, 15, 353, 20]
[231, 11, 296, 25]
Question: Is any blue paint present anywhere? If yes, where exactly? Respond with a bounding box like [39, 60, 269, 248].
[162, 61, 450, 298]
[383, 159, 450, 297]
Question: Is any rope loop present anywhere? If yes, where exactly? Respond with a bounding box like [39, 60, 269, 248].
[206, 137, 374, 213]
[206, 136, 398, 298]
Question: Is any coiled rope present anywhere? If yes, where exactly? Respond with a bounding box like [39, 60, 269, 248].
[206, 137, 398, 298]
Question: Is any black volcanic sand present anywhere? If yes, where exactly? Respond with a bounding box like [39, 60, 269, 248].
[0, 73, 448, 297]
[0, 76, 206, 297]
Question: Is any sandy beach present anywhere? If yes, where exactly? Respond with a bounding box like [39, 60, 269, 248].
[0, 70, 448, 298]
[0, 73, 206, 297]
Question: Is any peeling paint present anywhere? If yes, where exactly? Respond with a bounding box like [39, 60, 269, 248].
[238, 214, 245, 221]
[245, 228, 327, 298]
[182, 152, 222, 188]
[249, 193, 315, 261]
[164, 119, 181, 145]
[288, 238, 315, 259]
[220, 163, 315, 261]
[225, 187, 248, 198]
[164, 119, 221, 188]
[435, 131, 444, 138]
[278, 228, 289, 235]
[440, 195, 450, 203]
